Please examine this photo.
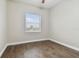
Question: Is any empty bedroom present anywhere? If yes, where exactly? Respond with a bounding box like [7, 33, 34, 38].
[0, 0, 79, 58]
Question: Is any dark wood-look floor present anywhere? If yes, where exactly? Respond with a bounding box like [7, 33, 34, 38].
[1, 40, 79, 58]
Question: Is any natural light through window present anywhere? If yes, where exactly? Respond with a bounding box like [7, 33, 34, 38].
[25, 12, 41, 32]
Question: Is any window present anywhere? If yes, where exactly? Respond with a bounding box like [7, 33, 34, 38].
[25, 12, 41, 32]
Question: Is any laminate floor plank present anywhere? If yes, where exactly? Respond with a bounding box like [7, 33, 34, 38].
[1, 40, 79, 58]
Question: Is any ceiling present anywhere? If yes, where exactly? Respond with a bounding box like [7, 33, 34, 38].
[10, 0, 62, 8]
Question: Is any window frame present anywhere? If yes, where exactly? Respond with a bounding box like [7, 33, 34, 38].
[24, 12, 41, 32]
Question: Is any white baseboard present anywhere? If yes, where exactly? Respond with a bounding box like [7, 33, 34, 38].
[0, 44, 8, 57]
[49, 39, 79, 51]
[0, 39, 48, 57]
[1, 38, 79, 57]
[7, 39, 48, 46]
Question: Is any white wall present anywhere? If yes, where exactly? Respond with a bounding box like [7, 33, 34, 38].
[7, 1, 49, 43]
[0, 0, 7, 54]
[49, 0, 79, 49]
